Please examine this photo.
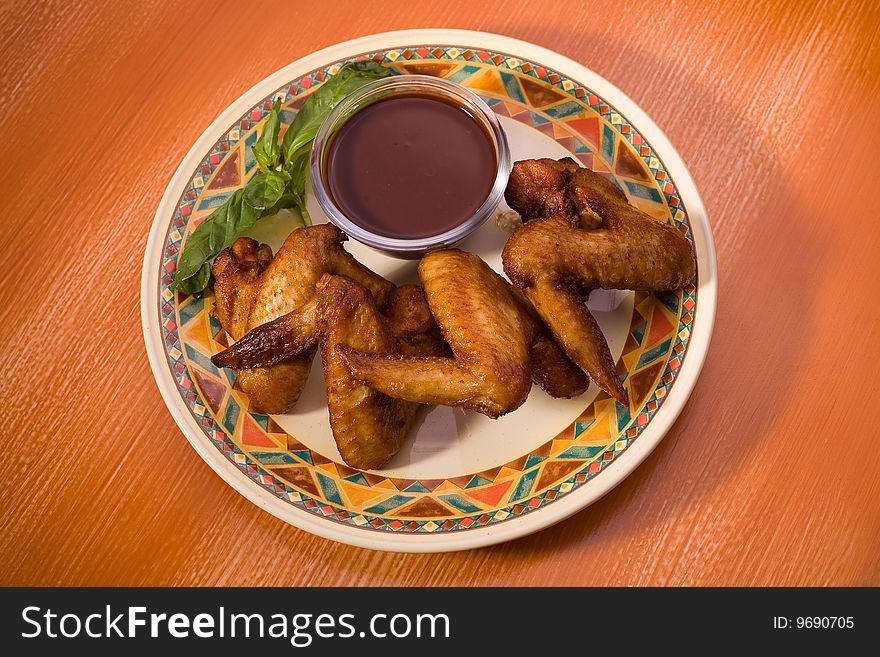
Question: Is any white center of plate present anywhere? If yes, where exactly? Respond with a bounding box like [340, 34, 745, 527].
[249, 117, 633, 479]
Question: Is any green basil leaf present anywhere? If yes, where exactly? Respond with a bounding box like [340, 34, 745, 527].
[244, 170, 289, 210]
[172, 64, 383, 294]
[251, 99, 282, 172]
[281, 61, 390, 168]
[295, 184, 310, 224]
[262, 189, 299, 218]
[174, 262, 211, 296]
[284, 149, 311, 223]
[173, 188, 260, 292]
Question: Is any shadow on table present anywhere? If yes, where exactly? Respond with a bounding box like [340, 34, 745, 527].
[468, 30, 828, 572]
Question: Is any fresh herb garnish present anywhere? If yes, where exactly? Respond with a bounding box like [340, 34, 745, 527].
[173, 60, 391, 295]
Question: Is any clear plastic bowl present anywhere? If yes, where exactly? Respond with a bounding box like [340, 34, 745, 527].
[310, 74, 511, 257]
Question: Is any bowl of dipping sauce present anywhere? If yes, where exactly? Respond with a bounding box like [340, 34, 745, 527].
[310, 74, 510, 256]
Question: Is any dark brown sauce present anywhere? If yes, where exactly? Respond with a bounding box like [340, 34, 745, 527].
[326, 93, 496, 239]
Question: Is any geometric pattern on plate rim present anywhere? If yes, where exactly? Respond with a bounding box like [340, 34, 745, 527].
[157, 44, 698, 533]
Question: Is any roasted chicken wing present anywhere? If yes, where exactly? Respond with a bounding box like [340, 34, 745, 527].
[211, 224, 394, 414]
[213, 273, 444, 469]
[502, 158, 697, 404]
[322, 277, 430, 469]
[504, 158, 696, 289]
[337, 249, 572, 419]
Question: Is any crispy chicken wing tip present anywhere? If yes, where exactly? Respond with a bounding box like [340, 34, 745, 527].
[210, 297, 321, 370]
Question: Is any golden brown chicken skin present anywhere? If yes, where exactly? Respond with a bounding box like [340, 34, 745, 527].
[503, 158, 695, 291]
[214, 245, 586, 418]
[503, 157, 603, 229]
[213, 238, 314, 415]
[502, 158, 697, 404]
[213, 274, 445, 469]
[524, 276, 625, 404]
[530, 320, 596, 398]
[211, 224, 394, 414]
[337, 249, 548, 419]
[322, 277, 440, 469]
[213, 279, 446, 372]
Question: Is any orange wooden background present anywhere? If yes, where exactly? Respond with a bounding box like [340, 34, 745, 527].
[1, 0, 879, 586]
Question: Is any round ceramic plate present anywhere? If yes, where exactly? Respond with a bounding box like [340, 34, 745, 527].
[141, 30, 716, 552]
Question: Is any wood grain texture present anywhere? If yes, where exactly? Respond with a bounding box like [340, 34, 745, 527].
[1, 0, 879, 586]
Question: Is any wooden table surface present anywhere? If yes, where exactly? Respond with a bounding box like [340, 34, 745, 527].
[2, 0, 879, 587]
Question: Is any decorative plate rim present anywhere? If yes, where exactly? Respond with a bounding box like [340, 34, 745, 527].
[141, 29, 717, 552]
